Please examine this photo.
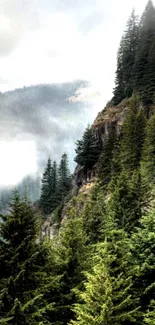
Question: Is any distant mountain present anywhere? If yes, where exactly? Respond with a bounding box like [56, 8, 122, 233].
[0, 175, 41, 214]
[0, 80, 92, 169]
[0, 80, 96, 210]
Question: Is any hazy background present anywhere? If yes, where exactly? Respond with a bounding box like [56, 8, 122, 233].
[0, 0, 150, 188]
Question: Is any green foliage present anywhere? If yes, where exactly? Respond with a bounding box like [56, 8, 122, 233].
[45, 208, 89, 325]
[141, 114, 155, 190]
[108, 170, 142, 233]
[70, 229, 139, 325]
[144, 300, 155, 325]
[74, 126, 102, 177]
[0, 192, 52, 324]
[57, 153, 72, 202]
[40, 157, 53, 215]
[2, 4, 155, 325]
[113, 9, 139, 104]
[113, 1, 155, 106]
[131, 211, 155, 320]
[98, 125, 117, 186]
[120, 96, 146, 172]
[40, 154, 72, 215]
[134, 0, 155, 104]
[82, 185, 106, 244]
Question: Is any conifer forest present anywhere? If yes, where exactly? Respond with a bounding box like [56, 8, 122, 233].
[1, 1, 155, 324]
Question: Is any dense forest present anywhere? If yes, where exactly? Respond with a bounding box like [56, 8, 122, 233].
[1, 1, 155, 324]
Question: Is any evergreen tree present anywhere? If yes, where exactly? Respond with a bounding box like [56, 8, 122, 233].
[144, 300, 155, 325]
[45, 209, 89, 325]
[39, 157, 52, 215]
[57, 153, 72, 202]
[108, 170, 142, 233]
[120, 96, 146, 172]
[113, 10, 139, 104]
[75, 127, 102, 179]
[141, 114, 155, 186]
[0, 192, 51, 324]
[144, 37, 155, 104]
[82, 185, 106, 244]
[131, 211, 155, 322]
[113, 36, 126, 105]
[134, 0, 155, 104]
[98, 124, 117, 185]
[70, 229, 139, 325]
[50, 160, 59, 210]
[123, 9, 139, 98]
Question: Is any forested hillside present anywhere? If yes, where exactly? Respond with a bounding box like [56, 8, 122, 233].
[1, 1, 155, 324]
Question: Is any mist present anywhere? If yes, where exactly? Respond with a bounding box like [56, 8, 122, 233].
[0, 0, 152, 188]
[0, 81, 102, 187]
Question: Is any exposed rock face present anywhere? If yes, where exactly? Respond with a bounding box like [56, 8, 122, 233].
[78, 181, 95, 194]
[41, 218, 58, 239]
[92, 99, 129, 139]
[60, 181, 96, 226]
[73, 100, 130, 189]
[44, 99, 135, 232]
[75, 165, 96, 187]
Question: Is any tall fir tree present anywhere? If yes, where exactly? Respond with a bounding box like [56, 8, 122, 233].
[134, 0, 155, 104]
[70, 228, 140, 325]
[113, 9, 139, 104]
[39, 157, 53, 215]
[82, 185, 106, 244]
[108, 170, 142, 233]
[141, 114, 155, 185]
[75, 126, 102, 179]
[45, 208, 89, 325]
[144, 300, 155, 325]
[131, 210, 155, 323]
[50, 160, 59, 210]
[57, 153, 72, 202]
[120, 96, 146, 172]
[0, 192, 52, 324]
[98, 124, 117, 186]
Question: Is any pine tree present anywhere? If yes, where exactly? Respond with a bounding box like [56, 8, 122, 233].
[82, 185, 106, 244]
[120, 96, 146, 172]
[50, 160, 59, 211]
[108, 170, 142, 233]
[113, 36, 126, 105]
[70, 229, 139, 325]
[134, 0, 155, 104]
[39, 157, 52, 215]
[98, 124, 117, 186]
[123, 9, 139, 98]
[75, 127, 102, 179]
[131, 211, 155, 322]
[144, 300, 155, 325]
[57, 153, 72, 202]
[113, 10, 139, 104]
[0, 192, 51, 324]
[140, 114, 155, 211]
[141, 114, 155, 185]
[45, 208, 89, 325]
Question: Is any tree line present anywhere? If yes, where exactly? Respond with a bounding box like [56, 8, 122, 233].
[1, 0, 155, 324]
[39, 153, 72, 216]
[113, 0, 155, 106]
[1, 92, 155, 324]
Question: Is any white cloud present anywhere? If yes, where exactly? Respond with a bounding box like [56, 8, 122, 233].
[0, 0, 149, 92]
[0, 140, 37, 186]
[0, 0, 152, 186]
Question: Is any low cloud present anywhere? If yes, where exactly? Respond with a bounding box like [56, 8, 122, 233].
[0, 0, 40, 57]
[0, 81, 99, 185]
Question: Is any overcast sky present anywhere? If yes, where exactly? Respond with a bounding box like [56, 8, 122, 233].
[0, 0, 149, 96]
[0, 0, 151, 186]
